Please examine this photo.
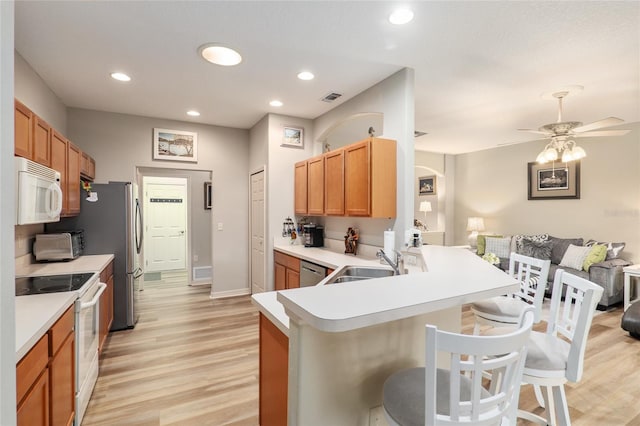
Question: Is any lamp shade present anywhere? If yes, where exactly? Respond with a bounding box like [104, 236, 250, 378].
[419, 201, 432, 213]
[466, 217, 485, 232]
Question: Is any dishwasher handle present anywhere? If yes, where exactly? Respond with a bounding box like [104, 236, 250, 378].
[301, 265, 323, 276]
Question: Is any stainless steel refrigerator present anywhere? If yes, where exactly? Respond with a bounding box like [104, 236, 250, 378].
[47, 181, 143, 330]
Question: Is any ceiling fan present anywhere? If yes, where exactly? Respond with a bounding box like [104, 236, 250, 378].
[519, 90, 630, 163]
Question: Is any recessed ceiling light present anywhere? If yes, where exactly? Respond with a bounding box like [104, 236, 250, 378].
[297, 71, 315, 81]
[110, 72, 131, 82]
[199, 43, 242, 66]
[389, 9, 414, 25]
[187, 110, 200, 117]
[270, 100, 283, 107]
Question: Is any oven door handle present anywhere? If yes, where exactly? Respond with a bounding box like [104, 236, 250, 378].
[80, 283, 107, 310]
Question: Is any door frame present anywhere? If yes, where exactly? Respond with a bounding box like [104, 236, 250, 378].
[249, 166, 267, 294]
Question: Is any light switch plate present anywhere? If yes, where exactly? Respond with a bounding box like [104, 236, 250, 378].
[217, 222, 223, 231]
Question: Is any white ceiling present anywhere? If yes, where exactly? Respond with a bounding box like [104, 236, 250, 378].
[14, 1, 640, 155]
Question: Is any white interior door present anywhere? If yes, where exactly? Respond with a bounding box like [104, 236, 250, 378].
[250, 171, 265, 293]
[143, 176, 188, 273]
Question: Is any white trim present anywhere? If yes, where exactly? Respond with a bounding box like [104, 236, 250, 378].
[209, 288, 251, 299]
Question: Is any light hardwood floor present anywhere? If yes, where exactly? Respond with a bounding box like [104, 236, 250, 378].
[83, 284, 640, 426]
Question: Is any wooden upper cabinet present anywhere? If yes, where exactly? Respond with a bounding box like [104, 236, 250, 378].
[294, 161, 308, 215]
[15, 100, 34, 159]
[66, 142, 81, 216]
[307, 155, 325, 216]
[32, 116, 52, 167]
[80, 152, 96, 182]
[345, 138, 396, 218]
[324, 149, 345, 215]
[50, 130, 68, 212]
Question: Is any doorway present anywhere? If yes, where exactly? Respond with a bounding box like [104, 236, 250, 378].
[250, 169, 265, 293]
[143, 176, 189, 287]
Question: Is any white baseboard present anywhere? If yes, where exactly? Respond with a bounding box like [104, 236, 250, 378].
[209, 288, 251, 299]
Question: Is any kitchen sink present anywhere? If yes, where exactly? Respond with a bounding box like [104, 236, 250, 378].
[324, 266, 395, 285]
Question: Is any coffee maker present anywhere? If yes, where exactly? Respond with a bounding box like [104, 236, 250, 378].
[303, 224, 324, 247]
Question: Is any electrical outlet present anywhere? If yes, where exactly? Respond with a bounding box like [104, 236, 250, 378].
[193, 254, 199, 262]
[217, 222, 223, 231]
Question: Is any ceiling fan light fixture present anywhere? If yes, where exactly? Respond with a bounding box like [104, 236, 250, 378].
[536, 151, 549, 164]
[571, 145, 587, 160]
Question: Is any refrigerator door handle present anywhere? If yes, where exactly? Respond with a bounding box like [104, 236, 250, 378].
[135, 198, 143, 254]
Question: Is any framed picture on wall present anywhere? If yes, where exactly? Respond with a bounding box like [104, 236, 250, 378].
[281, 126, 304, 148]
[419, 175, 437, 196]
[204, 182, 212, 209]
[527, 161, 580, 200]
[153, 128, 198, 162]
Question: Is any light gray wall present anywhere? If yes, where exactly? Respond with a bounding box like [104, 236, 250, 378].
[312, 68, 415, 248]
[454, 122, 640, 263]
[14, 51, 67, 133]
[67, 108, 250, 295]
[249, 114, 268, 173]
[1, 2, 16, 422]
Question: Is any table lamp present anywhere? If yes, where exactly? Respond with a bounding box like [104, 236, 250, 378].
[466, 217, 485, 249]
[419, 201, 432, 230]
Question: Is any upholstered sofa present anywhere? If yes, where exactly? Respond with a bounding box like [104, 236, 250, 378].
[478, 234, 631, 309]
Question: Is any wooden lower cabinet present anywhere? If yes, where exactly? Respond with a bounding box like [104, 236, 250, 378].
[274, 251, 300, 290]
[49, 333, 74, 426]
[99, 260, 115, 355]
[17, 368, 49, 426]
[259, 313, 288, 426]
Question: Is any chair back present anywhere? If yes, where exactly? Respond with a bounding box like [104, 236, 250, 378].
[546, 269, 604, 382]
[508, 252, 551, 323]
[424, 310, 534, 425]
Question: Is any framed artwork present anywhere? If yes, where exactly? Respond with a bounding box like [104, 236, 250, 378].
[281, 126, 304, 148]
[528, 161, 580, 200]
[153, 128, 198, 162]
[419, 175, 437, 196]
[204, 182, 212, 209]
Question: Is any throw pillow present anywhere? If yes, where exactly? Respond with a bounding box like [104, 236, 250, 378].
[477, 234, 502, 256]
[548, 236, 584, 265]
[585, 239, 626, 260]
[514, 234, 549, 253]
[559, 244, 591, 270]
[583, 244, 607, 272]
[520, 239, 552, 260]
[485, 236, 511, 259]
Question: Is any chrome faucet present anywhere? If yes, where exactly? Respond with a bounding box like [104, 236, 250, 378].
[377, 249, 405, 275]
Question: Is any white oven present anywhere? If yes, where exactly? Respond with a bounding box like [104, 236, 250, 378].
[75, 275, 106, 426]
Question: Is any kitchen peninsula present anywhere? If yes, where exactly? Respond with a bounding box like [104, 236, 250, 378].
[252, 245, 519, 425]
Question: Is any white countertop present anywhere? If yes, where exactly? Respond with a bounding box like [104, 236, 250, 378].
[16, 254, 114, 277]
[270, 245, 518, 333]
[272, 242, 380, 270]
[15, 254, 114, 361]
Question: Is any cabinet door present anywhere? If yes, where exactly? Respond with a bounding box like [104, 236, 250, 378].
[294, 161, 308, 215]
[274, 262, 286, 291]
[33, 115, 52, 167]
[50, 333, 74, 426]
[286, 269, 300, 289]
[307, 156, 324, 215]
[65, 142, 81, 216]
[344, 140, 371, 216]
[259, 314, 288, 426]
[50, 131, 68, 214]
[80, 152, 96, 181]
[324, 149, 345, 215]
[17, 369, 49, 426]
[15, 100, 33, 159]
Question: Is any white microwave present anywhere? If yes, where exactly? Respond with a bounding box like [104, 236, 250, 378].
[15, 157, 63, 225]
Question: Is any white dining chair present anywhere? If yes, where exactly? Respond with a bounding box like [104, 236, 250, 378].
[382, 309, 534, 426]
[471, 252, 551, 334]
[517, 269, 603, 425]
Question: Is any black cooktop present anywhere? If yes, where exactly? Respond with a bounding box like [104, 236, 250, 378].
[16, 272, 95, 296]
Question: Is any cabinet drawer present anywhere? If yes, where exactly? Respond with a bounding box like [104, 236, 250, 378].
[49, 306, 74, 356]
[274, 251, 300, 272]
[17, 333, 49, 405]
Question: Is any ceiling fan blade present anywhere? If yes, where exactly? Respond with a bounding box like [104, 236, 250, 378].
[572, 117, 624, 133]
[517, 128, 552, 135]
[574, 129, 630, 138]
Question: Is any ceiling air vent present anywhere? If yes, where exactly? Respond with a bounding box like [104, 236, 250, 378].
[414, 131, 427, 138]
[321, 92, 342, 103]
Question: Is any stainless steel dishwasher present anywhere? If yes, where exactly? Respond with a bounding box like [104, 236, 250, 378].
[300, 260, 327, 287]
